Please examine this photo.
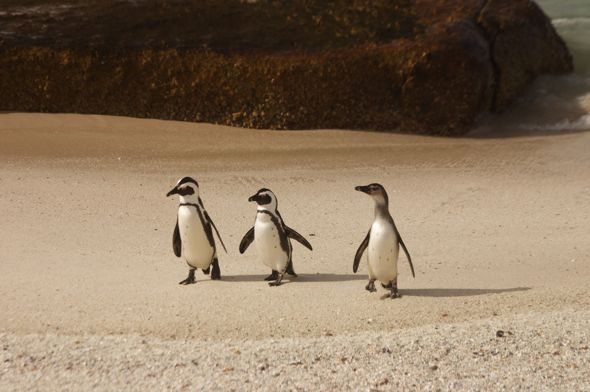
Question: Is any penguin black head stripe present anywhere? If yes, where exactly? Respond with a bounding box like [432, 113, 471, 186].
[178, 176, 199, 187]
[167, 176, 199, 197]
[248, 188, 275, 207]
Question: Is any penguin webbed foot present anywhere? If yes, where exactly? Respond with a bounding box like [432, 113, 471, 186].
[179, 269, 196, 285]
[389, 283, 400, 299]
[202, 267, 210, 275]
[365, 280, 377, 293]
[211, 258, 221, 280]
[268, 272, 284, 287]
[264, 270, 279, 281]
[389, 290, 401, 299]
[379, 278, 400, 298]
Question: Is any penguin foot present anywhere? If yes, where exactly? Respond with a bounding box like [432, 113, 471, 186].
[268, 272, 285, 287]
[211, 258, 221, 280]
[202, 267, 210, 275]
[365, 280, 377, 293]
[264, 271, 279, 281]
[179, 269, 196, 285]
[389, 285, 400, 299]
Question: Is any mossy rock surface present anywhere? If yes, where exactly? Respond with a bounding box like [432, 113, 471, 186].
[0, 0, 573, 135]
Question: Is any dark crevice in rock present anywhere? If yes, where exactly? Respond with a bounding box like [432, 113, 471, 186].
[475, 0, 573, 112]
[474, 0, 500, 112]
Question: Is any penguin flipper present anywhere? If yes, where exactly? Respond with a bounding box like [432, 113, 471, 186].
[353, 230, 370, 273]
[285, 226, 313, 251]
[203, 210, 227, 253]
[173, 219, 182, 257]
[397, 232, 415, 278]
[239, 227, 255, 254]
[391, 218, 415, 278]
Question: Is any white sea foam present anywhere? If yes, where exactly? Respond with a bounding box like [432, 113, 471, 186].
[474, 75, 590, 134]
[552, 17, 590, 27]
[519, 114, 590, 132]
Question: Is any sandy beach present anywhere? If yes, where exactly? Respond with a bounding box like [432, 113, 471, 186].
[1, 113, 589, 389]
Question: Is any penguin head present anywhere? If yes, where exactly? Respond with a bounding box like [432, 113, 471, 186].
[355, 183, 389, 206]
[167, 177, 200, 203]
[248, 188, 278, 211]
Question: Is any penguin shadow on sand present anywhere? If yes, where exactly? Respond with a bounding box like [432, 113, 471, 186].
[222, 273, 366, 284]
[398, 287, 531, 298]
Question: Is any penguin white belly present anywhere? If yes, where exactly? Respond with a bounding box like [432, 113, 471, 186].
[254, 214, 288, 272]
[367, 220, 399, 284]
[178, 207, 214, 269]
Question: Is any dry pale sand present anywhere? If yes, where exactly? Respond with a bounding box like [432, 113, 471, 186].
[0, 113, 589, 390]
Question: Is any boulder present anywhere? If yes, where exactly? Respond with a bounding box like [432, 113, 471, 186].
[0, 0, 573, 135]
[399, 21, 495, 135]
[477, 0, 574, 110]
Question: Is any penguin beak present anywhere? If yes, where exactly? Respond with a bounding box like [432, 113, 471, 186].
[248, 194, 257, 202]
[166, 187, 178, 197]
[355, 185, 370, 194]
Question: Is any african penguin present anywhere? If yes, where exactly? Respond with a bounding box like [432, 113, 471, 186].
[239, 188, 312, 286]
[353, 183, 415, 298]
[166, 177, 227, 285]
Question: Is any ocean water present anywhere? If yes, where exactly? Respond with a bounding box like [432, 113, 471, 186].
[476, 0, 590, 133]
[545, 3, 590, 73]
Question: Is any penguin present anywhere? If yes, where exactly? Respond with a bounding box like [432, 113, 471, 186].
[239, 188, 312, 286]
[353, 183, 415, 298]
[166, 177, 226, 285]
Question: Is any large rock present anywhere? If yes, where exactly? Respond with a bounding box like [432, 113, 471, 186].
[0, 0, 573, 135]
[400, 21, 495, 135]
[477, 0, 574, 110]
